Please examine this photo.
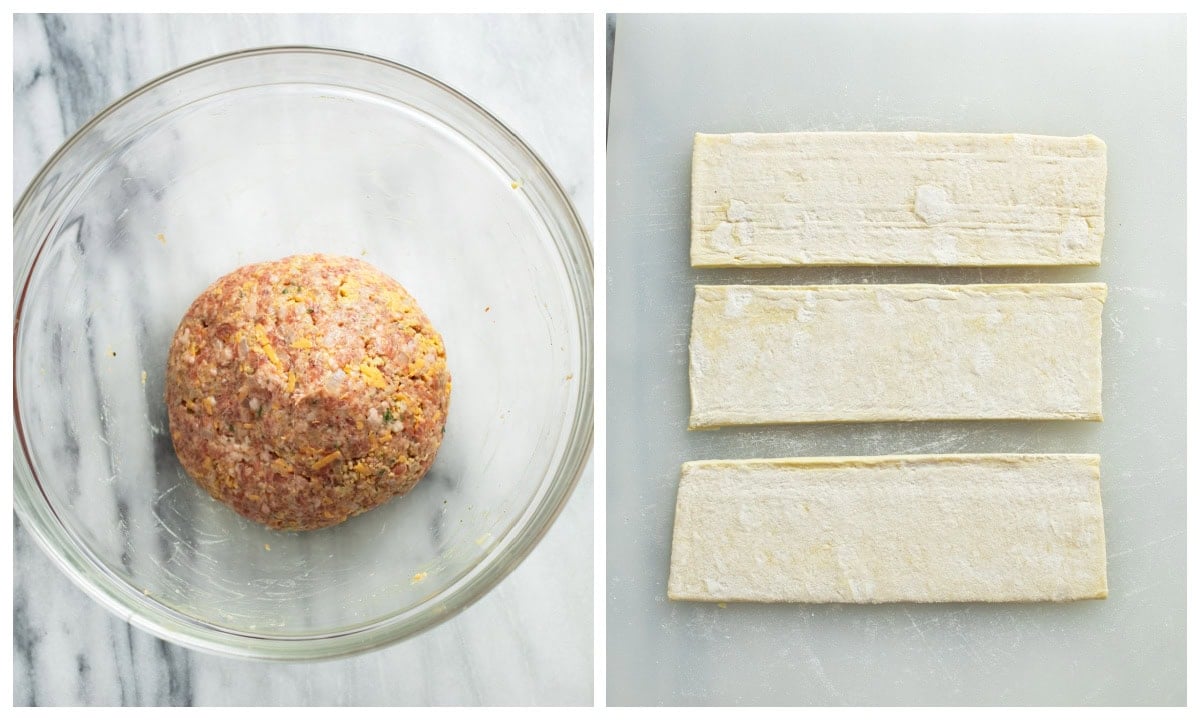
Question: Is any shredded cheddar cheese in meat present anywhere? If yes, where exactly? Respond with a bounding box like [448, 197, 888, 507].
[312, 450, 343, 471]
[359, 361, 387, 389]
[165, 254, 451, 531]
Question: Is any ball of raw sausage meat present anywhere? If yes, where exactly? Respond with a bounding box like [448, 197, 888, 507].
[165, 254, 451, 531]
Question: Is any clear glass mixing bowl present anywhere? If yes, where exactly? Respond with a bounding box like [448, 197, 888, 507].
[13, 47, 592, 660]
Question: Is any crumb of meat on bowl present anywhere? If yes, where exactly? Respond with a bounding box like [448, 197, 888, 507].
[165, 253, 451, 531]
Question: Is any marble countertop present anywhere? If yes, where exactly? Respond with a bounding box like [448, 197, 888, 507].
[13, 13, 593, 706]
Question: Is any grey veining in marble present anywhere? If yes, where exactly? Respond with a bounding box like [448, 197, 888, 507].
[14, 13, 593, 707]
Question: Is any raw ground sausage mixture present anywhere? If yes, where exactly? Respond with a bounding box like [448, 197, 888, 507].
[165, 254, 451, 531]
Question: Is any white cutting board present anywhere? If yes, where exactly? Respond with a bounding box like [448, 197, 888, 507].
[606, 14, 1184, 706]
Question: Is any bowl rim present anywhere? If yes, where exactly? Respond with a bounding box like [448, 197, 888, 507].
[12, 44, 593, 661]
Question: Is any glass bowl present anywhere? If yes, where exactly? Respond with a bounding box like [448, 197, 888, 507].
[13, 47, 592, 660]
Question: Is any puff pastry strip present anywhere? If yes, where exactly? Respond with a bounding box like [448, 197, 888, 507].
[688, 283, 1105, 427]
[668, 454, 1108, 603]
[691, 132, 1106, 267]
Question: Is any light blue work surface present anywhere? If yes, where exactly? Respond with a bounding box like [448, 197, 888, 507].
[606, 13, 1184, 706]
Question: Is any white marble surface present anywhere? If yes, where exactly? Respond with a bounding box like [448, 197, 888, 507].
[13, 13, 593, 706]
